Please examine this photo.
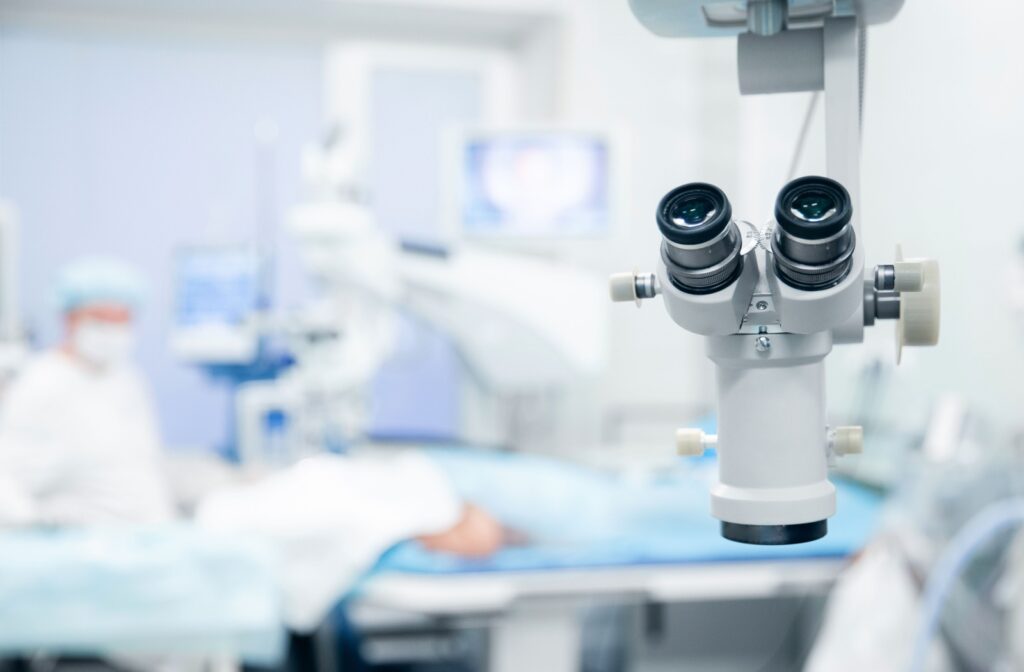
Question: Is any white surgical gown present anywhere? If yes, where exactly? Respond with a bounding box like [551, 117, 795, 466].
[195, 452, 463, 632]
[0, 351, 173, 526]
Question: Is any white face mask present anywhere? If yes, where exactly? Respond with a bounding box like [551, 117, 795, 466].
[72, 321, 137, 369]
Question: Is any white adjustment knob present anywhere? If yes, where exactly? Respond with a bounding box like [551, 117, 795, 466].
[676, 428, 716, 457]
[609, 271, 659, 305]
[894, 245, 941, 364]
[609, 272, 639, 304]
[831, 426, 863, 456]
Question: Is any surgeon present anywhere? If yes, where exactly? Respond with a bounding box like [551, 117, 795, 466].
[0, 258, 173, 526]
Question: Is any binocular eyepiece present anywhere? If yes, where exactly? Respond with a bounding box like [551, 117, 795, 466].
[656, 176, 854, 294]
[771, 176, 855, 290]
[657, 183, 744, 294]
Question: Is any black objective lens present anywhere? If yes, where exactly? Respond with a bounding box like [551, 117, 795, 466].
[772, 176, 855, 290]
[657, 183, 743, 294]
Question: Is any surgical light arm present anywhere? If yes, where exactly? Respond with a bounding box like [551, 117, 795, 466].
[611, 0, 940, 545]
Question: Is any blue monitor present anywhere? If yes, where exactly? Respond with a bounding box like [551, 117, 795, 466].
[174, 246, 264, 328]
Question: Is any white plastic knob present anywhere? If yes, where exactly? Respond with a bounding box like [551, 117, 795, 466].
[609, 272, 639, 304]
[892, 262, 924, 292]
[831, 426, 863, 456]
[676, 428, 713, 457]
[894, 245, 941, 364]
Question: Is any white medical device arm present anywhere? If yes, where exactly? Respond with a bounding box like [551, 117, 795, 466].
[398, 245, 608, 392]
[291, 202, 607, 392]
[612, 0, 939, 545]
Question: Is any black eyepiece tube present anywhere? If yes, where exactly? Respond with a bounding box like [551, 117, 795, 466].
[657, 183, 743, 294]
[771, 176, 855, 290]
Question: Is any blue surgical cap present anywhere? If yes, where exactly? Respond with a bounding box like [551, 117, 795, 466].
[55, 257, 146, 313]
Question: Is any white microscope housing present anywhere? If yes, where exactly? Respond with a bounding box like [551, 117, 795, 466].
[612, 0, 939, 545]
[629, 0, 904, 37]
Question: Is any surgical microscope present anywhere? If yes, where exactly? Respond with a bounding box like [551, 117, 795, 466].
[610, 0, 941, 545]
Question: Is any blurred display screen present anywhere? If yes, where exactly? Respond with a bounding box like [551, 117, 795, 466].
[459, 133, 611, 238]
[175, 247, 263, 327]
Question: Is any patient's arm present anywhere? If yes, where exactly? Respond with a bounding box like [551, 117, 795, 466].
[416, 503, 504, 557]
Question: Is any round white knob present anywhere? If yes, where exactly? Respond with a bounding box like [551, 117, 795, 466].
[832, 426, 863, 456]
[676, 428, 707, 457]
[894, 245, 941, 364]
[609, 272, 639, 303]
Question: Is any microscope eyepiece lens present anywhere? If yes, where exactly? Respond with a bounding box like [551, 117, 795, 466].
[657, 183, 731, 245]
[657, 183, 743, 294]
[789, 190, 837, 222]
[774, 176, 851, 239]
[671, 195, 718, 228]
[771, 176, 856, 290]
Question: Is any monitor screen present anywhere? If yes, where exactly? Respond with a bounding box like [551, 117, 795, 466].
[458, 132, 612, 239]
[174, 247, 264, 328]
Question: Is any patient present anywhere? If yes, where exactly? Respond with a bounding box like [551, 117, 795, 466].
[418, 502, 503, 556]
[195, 451, 504, 632]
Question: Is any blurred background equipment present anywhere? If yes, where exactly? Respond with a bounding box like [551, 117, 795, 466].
[210, 119, 613, 467]
[171, 245, 267, 367]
